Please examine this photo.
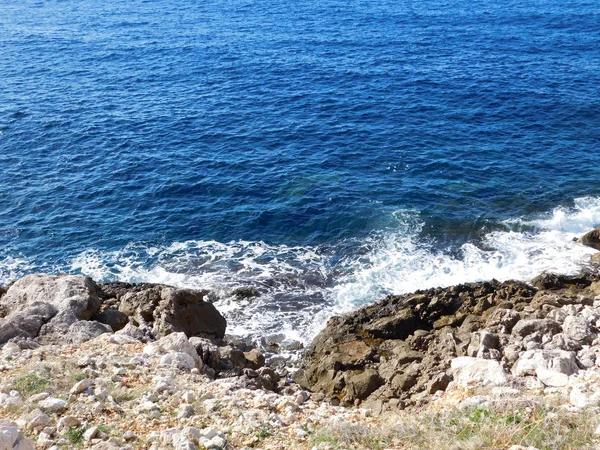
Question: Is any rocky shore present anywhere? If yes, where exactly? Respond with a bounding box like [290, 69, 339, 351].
[2, 228, 600, 449]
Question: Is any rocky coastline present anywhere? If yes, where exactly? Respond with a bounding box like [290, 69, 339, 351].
[2, 228, 600, 449]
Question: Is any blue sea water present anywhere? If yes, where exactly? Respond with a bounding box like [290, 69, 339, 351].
[1, 0, 600, 342]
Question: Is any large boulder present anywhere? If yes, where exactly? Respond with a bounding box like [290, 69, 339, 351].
[118, 285, 226, 339]
[575, 226, 600, 251]
[0, 303, 58, 345]
[0, 274, 101, 320]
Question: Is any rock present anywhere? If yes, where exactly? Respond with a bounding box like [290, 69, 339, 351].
[450, 357, 508, 387]
[38, 312, 112, 345]
[144, 332, 201, 367]
[38, 397, 68, 413]
[160, 352, 197, 370]
[56, 416, 80, 432]
[535, 368, 568, 387]
[0, 391, 23, 409]
[243, 348, 265, 370]
[27, 410, 50, 431]
[219, 346, 247, 369]
[189, 337, 220, 367]
[118, 285, 226, 339]
[0, 274, 101, 320]
[70, 379, 91, 395]
[0, 303, 59, 344]
[93, 307, 128, 332]
[83, 426, 98, 441]
[177, 404, 195, 419]
[0, 420, 35, 450]
[345, 369, 383, 401]
[562, 315, 593, 345]
[512, 319, 562, 338]
[575, 226, 600, 251]
[485, 308, 520, 333]
[512, 350, 578, 377]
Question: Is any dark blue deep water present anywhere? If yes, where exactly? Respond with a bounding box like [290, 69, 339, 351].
[2, 0, 600, 341]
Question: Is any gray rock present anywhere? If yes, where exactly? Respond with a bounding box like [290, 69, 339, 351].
[0, 420, 35, 450]
[144, 332, 201, 366]
[485, 308, 521, 333]
[0, 274, 101, 320]
[562, 315, 593, 345]
[38, 312, 112, 345]
[0, 303, 58, 345]
[189, 337, 220, 367]
[512, 349, 578, 377]
[93, 307, 128, 332]
[118, 285, 226, 339]
[512, 319, 562, 338]
[38, 397, 68, 413]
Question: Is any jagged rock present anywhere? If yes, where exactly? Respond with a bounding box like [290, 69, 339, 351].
[118, 285, 226, 339]
[511, 319, 561, 338]
[93, 307, 128, 332]
[450, 357, 508, 387]
[189, 337, 220, 367]
[243, 349, 265, 370]
[38, 311, 112, 345]
[0, 420, 35, 450]
[297, 279, 535, 408]
[0, 274, 101, 320]
[0, 303, 58, 345]
[485, 308, 521, 333]
[512, 350, 579, 377]
[562, 315, 593, 344]
[575, 226, 600, 251]
[144, 332, 201, 368]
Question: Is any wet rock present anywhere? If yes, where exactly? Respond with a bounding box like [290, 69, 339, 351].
[575, 226, 600, 251]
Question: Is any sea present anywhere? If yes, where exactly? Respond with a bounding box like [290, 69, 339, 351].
[1, 0, 600, 346]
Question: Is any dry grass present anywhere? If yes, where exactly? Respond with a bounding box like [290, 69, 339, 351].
[308, 402, 600, 450]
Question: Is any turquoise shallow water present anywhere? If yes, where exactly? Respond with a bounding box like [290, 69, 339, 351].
[1, 0, 600, 341]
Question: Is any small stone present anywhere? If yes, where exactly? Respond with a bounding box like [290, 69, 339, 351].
[123, 431, 136, 441]
[70, 379, 91, 395]
[27, 410, 51, 431]
[56, 416, 80, 432]
[177, 404, 195, 419]
[536, 368, 568, 387]
[39, 397, 68, 413]
[84, 426, 99, 441]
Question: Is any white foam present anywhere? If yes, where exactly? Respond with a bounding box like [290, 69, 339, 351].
[5, 196, 600, 346]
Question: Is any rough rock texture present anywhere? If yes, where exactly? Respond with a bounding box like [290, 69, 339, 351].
[296, 271, 600, 411]
[113, 285, 226, 339]
[0, 275, 228, 347]
[575, 226, 600, 251]
[0, 303, 58, 345]
[0, 274, 101, 320]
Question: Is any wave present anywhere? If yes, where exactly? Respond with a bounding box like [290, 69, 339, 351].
[2, 196, 600, 345]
